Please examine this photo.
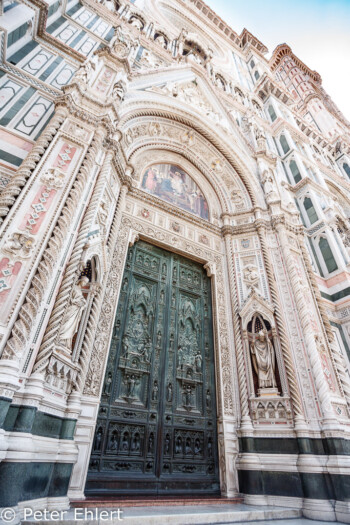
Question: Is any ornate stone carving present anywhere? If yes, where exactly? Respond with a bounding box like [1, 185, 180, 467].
[57, 276, 90, 353]
[3, 231, 35, 259]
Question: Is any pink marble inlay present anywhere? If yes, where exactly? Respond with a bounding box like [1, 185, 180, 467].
[20, 185, 57, 235]
[0, 258, 22, 303]
[52, 143, 77, 172]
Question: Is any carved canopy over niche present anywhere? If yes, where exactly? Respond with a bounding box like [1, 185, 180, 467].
[141, 163, 209, 220]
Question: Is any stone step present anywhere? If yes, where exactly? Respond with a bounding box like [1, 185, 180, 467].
[22, 504, 302, 525]
[71, 496, 244, 507]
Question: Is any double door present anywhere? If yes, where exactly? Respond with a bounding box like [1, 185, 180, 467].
[86, 241, 219, 495]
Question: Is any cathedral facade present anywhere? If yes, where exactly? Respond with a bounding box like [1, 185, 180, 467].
[1, 0, 350, 522]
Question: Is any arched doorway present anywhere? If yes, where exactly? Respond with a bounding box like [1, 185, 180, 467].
[85, 240, 219, 495]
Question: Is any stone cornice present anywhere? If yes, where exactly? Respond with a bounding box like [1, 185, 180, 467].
[129, 187, 222, 234]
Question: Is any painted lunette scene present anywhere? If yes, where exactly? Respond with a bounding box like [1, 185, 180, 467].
[141, 163, 209, 220]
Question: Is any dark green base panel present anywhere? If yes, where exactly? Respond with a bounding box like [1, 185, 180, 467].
[0, 462, 73, 507]
[85, 474, 220, 496]
[238, 469, 350, 502]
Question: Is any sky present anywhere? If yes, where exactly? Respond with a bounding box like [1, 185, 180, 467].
[205, 0, 350, 121]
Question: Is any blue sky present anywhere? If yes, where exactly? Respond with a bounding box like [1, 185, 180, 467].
[205, 0, 350, 121]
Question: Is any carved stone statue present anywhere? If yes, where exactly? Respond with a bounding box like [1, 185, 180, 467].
[262, 170, 278, 202]
[155, 34, 167, 48]
[250, 330, 277, 390]
[4, 231, 35, 259]
[254, 127, 267, 151]
[58, 276, 89, 351]
[112, 78, 127, 102]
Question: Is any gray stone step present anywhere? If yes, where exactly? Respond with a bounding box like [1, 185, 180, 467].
[22, 504, 302, 524]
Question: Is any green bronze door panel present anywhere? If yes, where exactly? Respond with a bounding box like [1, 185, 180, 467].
[86, 241, 219, 496]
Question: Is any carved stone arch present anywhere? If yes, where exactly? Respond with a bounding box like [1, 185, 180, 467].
[326, 179, 350, 218]
[239, 291, 276, 332]
[129, 146, 224, 220]
[118, 108, 262, 209]
[128, 12, 146, 30]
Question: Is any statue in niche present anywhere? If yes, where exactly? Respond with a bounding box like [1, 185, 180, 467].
[156, 331, 162, 347]
[250, 330, 277, 390]
[103, 371, 112, 395]
[194, 438, 201, 455]
[57, 276, 89, 352]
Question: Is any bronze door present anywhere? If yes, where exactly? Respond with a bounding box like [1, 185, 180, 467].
[86, 241, 219, 495]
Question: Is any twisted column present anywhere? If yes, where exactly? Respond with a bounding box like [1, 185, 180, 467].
[33, 138, 110, 374]
[298, 234, 350, 409]
[1, 128, 106, 363]
[0, 107, 67, 226]
[223, 232, 252, 429]
[76, 184, 128, 392]
[274, 221, 337, 426]
[256, 223, 304, 420]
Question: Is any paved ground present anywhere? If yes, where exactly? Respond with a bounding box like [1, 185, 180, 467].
[21, 504, 347, 525]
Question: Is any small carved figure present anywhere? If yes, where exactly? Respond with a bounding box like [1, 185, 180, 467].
[166, 382, 173, 402]
[126, 374, 137, 397]
[121, 434, 129, 451]
[122, 335, 129, 356]
[103, 371, 112, 395]
[194, 438, 201, 455]
[109, 431, 119, 451]
[4, 231, 35, 259]
[206, 389, 211, 409]
[58, 276, 89, 351]
[178, 346, 184, 369]
[164, 434, 170, 454]
[131, 434, 141, 452]
[185, 437, 192, 455]
[148, 433, 154, 453]
[195, 351, 202, 372]
[207, 437, 213, 457]
[155, 34, 167, 48]
[152, 380, 159, 401]
[250, 330, 277, 389]
[94, 427, 103, 451]
[175, 436, 183, 454]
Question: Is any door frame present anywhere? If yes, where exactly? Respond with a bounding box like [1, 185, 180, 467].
[68, 211, 240, 500]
